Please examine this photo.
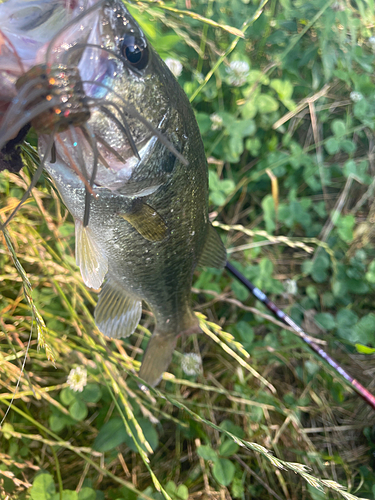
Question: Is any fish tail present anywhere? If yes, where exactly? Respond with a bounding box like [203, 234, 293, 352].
[139, 313, 201, 387]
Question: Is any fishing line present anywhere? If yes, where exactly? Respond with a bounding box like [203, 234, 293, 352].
[225, 260, 375, 411]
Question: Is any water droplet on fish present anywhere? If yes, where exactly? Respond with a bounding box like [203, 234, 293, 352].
[190, 231, 195, 236]
[170, 209, 174, 213]
[114, 244, 119, 249]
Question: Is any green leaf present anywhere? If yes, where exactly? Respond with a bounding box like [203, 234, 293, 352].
[212, 458, 235, 486]
[176, 485, 189, 500]
[81, 384, 102, 403]
[69, 400, 88, 421]
[49, 414, 71, 433]
[336, 215, 355, 242]
[246, 70, 269, 86]
[219, 440, 239, 457]
[270, 79, 293, 100]
[231, 280, 249, 302]
[165, 481, 177, 495]
[231, 477, 244, 498]
[336, 309, 359, 340]
[235, 321, 254, 347]
[340, 139, 356, 154]
[343, 159, 357, 178]
[354, 314, 375, 344]
[331, 119, 346, 138]
[94, 418, 128, 452]
[229, 119, 256, 138]
[60, 388, 77, 406]
[314, 313, 336, 331]
[196, 113, 212, 135]
[2, 423, 13, 440]
[310, 254, 330, 283]
[240, 99, 258, 119]
[256, 94, 279, 113]
[245, 137, 261, 156]
[30, 474, 56, 500]
[355, 344, 375, 354]
[219, 420, 245, 438]
[78, 488, 96, 500]
[325, 137, 339, 155]
[365, 260, 375, 283]
[197, 445, 218, 462]
[262, 194, 276, 234]
[228, 135, 244, 160]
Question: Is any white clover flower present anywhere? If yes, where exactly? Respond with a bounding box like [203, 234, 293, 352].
[67, 366, 87, 392]
[181, 353, 201, 376]
[350, 91, 363, 102]
[165, 58, 183, 78]
[210, 113, 224, 131]
[226, 60, 250, 87]
[284, 279, 297, 295]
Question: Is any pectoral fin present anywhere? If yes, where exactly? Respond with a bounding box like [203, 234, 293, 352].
[119, 200, 168, 242]
[94, 279, 142, 339]
[75, 220, 108, 289]
[198, 224, 227, 269]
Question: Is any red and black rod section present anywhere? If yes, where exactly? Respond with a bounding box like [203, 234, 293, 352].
[225, 260, 375, 412]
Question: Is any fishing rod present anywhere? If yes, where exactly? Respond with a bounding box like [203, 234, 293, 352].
[225, 260, 375, 412]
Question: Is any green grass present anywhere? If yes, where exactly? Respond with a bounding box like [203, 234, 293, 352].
[1, 0, 375, 499]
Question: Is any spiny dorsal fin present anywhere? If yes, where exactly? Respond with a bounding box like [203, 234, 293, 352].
[198, 224, 227, 269]
[94, 279, 142, 339]
[119, 199, 168, 241]
[75, 220, 108, 289]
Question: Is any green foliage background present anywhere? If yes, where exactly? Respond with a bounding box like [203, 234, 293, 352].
[1, 0, 375, 499]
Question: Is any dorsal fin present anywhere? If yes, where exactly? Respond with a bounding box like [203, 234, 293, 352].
[198, 224, 227, 269]
[94, 279, 142, 339]
[75, 220, 108, 289]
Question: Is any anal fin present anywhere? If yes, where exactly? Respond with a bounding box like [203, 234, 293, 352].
[119, 199, 168, 242]
[75, 220, 108, 289]
[94, 279, 142, 339]
[198, 224, 227, 269]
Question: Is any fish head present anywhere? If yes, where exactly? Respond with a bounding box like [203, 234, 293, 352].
[0, 0, 189, 193]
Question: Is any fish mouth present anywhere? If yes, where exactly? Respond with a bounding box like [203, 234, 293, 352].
[46, 113, 172, 196]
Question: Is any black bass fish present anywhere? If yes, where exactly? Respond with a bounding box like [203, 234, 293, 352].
[0, 0, 226, 386]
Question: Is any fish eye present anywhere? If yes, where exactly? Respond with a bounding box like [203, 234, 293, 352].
[120, 34, 149, 71]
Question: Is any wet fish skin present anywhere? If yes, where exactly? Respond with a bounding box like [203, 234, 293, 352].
[0, 0, 227, 386]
